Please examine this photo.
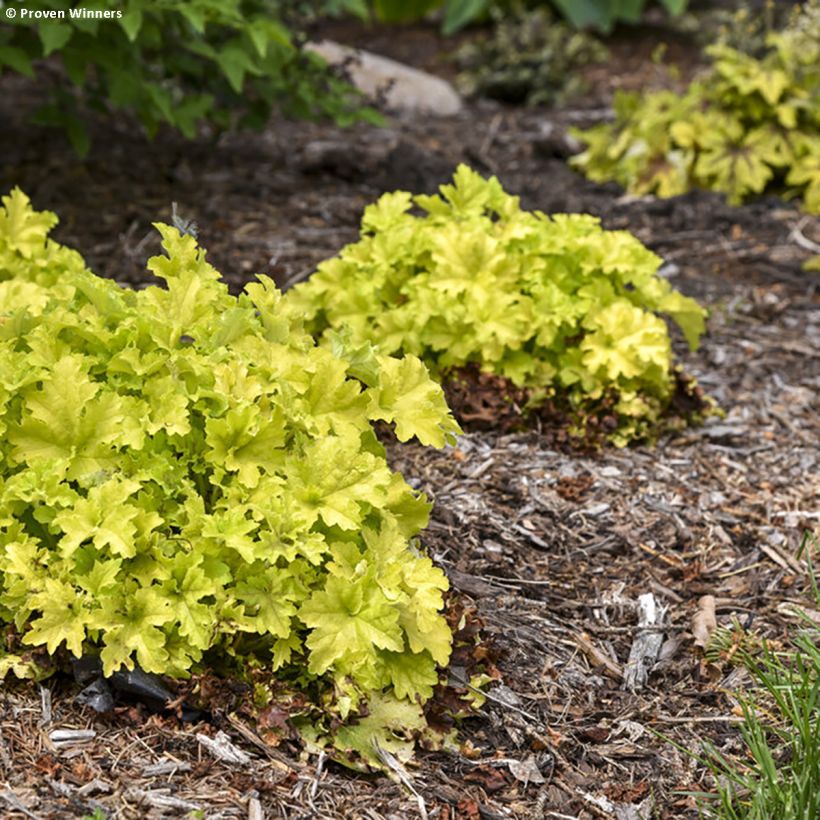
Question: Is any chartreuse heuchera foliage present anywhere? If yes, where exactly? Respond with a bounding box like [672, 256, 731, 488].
[0, 189, 461, 751]
[287, 165, 707, 446]
[571, 2, 820, 212]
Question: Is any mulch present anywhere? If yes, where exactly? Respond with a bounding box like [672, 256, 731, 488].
[0, 16, 818, 820]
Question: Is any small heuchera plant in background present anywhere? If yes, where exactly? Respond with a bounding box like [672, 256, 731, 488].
[454, 5, 608, 108]
[0, 188, 461, 764]
[287, 165, 709, 446]
[570, 1, 820, 212]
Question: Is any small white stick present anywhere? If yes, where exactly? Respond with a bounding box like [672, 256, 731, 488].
[623, 592, 665, 692]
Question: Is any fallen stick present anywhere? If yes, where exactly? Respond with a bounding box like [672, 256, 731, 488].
[623, 592, 665, 692]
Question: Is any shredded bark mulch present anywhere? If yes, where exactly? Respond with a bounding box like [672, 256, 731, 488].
[1, 18, 818, 820]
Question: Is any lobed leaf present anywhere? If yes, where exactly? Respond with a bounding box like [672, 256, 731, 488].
[571, 3, 820, 213]
[290, 165, 708, 445]
[0, 190, 457, 717]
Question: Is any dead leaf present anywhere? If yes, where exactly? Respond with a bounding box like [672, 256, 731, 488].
[463, 765, 508, 793]
[546, 726, 567, 746]
[580, 726, 610, 743]
[508, 755, 546, 786]
[456, 798, 481, 820]
[692, 595, 717, 649]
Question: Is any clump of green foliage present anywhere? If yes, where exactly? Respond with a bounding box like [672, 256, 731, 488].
[0, 189, 461, 749]
[545, 0, 688, 33]
[454, 5, 607, 106]
[678, 533, 820, 817]
[342, 0, 688, 35]
[286, 165, 708, 446]
[571, 2, 820, 212]
[0, 0, 369, 154]
[693, 2, 793, 57]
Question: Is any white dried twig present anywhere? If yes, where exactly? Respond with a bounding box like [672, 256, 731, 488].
[789, 218, 820, 254]
[248, 795, 264, 820]
[38, 686, 52, 726]
[623, 593, 666, 691]
[0, 790, 43, 820]
[196, 731, 252, 765]
[142, 759, 192, 777]
[375, 744, 428, 820]
[49, 729, 96, 748]
[308, 750, 326, 808]
[126, 789, 202, 812]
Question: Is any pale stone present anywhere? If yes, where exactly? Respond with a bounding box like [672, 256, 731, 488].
[306, 40, 463, 117]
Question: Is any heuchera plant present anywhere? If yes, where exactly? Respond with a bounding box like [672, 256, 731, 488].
[454, 6, 608, 107]
[287, 165, 707, 446]
[570, 2, 820, 212]
[0, 190, 460, 731]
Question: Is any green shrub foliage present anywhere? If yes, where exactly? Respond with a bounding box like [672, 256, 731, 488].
[454, 6, 607, 107]
[0, 189, 460, 719]
[348, 0, 688, 35]
[571, 2, 820, 212]
[0, 0, 368, 153]
[547, 0, 688, 33]
[287, 165, 707, 446]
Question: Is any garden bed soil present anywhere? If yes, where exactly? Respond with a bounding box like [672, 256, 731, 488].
[1, 18, 818, 820]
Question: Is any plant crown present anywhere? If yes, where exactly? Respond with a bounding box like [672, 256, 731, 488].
[286, 165, 707, 446]
[0, 189, 460, 722]
[570, 2, 820, 212]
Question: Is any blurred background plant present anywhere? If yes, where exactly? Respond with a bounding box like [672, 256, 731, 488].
[571, 0, 820, 212]
[453, 4, 607, 106]
[0, 0, 375, 154]
[349, 0, 690, 34]
[0, 0, 698, 154]
[676, 0, 803, 57]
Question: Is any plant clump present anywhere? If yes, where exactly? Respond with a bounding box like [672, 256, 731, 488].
[454, 5, 607, 107]
[353, 0, 690, 35]
[570, 1, 820, 212]
[0, 189, 461, 748]
[0, 0, 370, 154]
[286, 165, 709, 447]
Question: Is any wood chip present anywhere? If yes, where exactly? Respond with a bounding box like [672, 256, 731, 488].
[76, 780, 111, 797]
[196, 731, 252, 765]
[575, 633, 623, 679]
[248, 796, 264, 820]
[38, 687, 52, 726]
[125, 789, 202, 812]
[0, 790, 42, 820]
[760, 541, 806, 574]
[623, 593, 665, 691]
[48, 729, 96, 748]
[142, 759, 192, 777]
[508, 755, 546, 785]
